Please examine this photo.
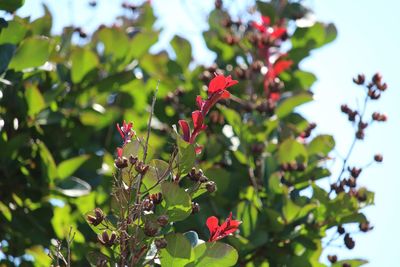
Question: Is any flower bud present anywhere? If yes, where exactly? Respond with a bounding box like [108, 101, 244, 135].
[327, 255, 337, 263]
[344, 233, 355, 249]
[144, 221, 159, 237]
[359, 221, 373, 232]
[206, 181, 217, 193]
[155, 238, 168, 249]
[337, 225, 345, 235]
[115, 157, 128, 169]
[142, 198, 154, 212]
[374, 154, 383, 162]
[129, 155, 138, 165]
[353, 74, 365, 85]
[149, 192, 163, 205]
[191, 202, 200, 214]
[157, 215, 169, 227]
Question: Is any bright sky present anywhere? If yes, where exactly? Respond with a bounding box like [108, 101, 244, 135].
[18, 0, 400, 266]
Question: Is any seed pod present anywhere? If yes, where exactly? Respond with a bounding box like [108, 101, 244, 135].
[142, 198, 154, 212]
[129, 155, 138, 165]
[150, 192, 163, 205]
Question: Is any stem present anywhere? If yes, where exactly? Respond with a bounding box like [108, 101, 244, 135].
[143, 80, 160, 164]
[332, 94, 369, 188]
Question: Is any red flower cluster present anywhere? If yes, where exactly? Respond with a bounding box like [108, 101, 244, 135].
[116, 120, 135, 144]
[251, 16, 287, 41]
[179, 74, 238, 154]
[206, 212, 241, 242]
[252, 16, 292, 103]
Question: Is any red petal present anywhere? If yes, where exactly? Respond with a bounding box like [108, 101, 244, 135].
[269, 92, 281, 101]
[117, 147, 123, 158]
[195, 145, 203, 154]
[221, 90, 230, 99]
[251, 21, 266, 33]
[208, 75, 227, 93]
[273, 60, 293, 76]
[271, 27, 287, 39]
[225, 75, 239, 88]
[192, 110, 204, 129]
[116, 123, 124, 139]
[261, 16, 271, 26]
[178, 120, 191, 142]
[196, 95, 205, 110]
[206, 216, 219, 236]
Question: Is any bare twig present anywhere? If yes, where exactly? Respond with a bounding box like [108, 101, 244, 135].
[143, 80, 160, 164]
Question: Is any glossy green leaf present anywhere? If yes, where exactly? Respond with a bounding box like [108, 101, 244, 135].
[57, 155, 90, 179]
[277, 138, 308, 165]
[308, 135, 335, 157]
[160, 233, 194, 266]
[55, 176, 91, 197]
[332, 259, 368, 267]
[98, 27, 129, 60]
[171, 35, 192, 68]
[38, 141, 58, 182]
[0, 0, 25, 12]
[192, 242, 238, 267]
[25, 83, 46, 117]
[71, 47, 98, 83]
[0, 19, 27, 45]
[161, 182, 192, 221]
[0, 44, 15, 74]
[276, 92, 313, 119]
[9, 36, 51, 71]
[31, 4, 52, 36]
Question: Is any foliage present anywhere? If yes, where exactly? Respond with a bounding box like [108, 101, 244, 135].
[0, 0, 387, 266]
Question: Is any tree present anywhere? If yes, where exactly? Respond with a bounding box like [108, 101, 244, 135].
[0, 0, 387, 266]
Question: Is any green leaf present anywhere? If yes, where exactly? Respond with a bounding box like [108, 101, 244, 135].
[292, 22, 337, 50]
[0, 0, 25, 12]
[31, 4, 52, 36]
[184, 231, 200, 247]
[256, 1, 276, 23]
[70, 47, 98, 83]
[282, 197, 302, 223]
[25, 83, 46, 117]
[308, 135, 335, 157]
[171, 35, 192, 68]
[332, 259, 368, 267]
[0, 43, 15, 74]
[276, 92, 313, 119]
[193, 242, 238, 267]
[55, 176, 91, 197]
[9, 36, 51, 71]
[128, 31, 159, 59]
[98, 27, 129, 60]
[277, 138, 308, 165]
[161, 182, 192, 222]
[236, 201, 258, 237]
[175, 134, 196, 175]
[38, 141, 58, 182]
[160, 233, 194, 266]
[57, 155, 90, 179]
[0, 19, 28, 44]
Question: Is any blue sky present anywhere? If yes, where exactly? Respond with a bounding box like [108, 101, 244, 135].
[18, 0, 400, 265]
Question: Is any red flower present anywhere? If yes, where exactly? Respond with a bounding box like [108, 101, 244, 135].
[178, 73, 238, 154]
[206, 212, 241, 242]
[116, 120, 135, 144]
[252, 16, 287, 41]
[267, 59, 293, 80]
[116, 147, 123, 158]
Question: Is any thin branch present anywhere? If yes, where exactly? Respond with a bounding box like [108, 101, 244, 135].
[143, 80, 160, 164]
